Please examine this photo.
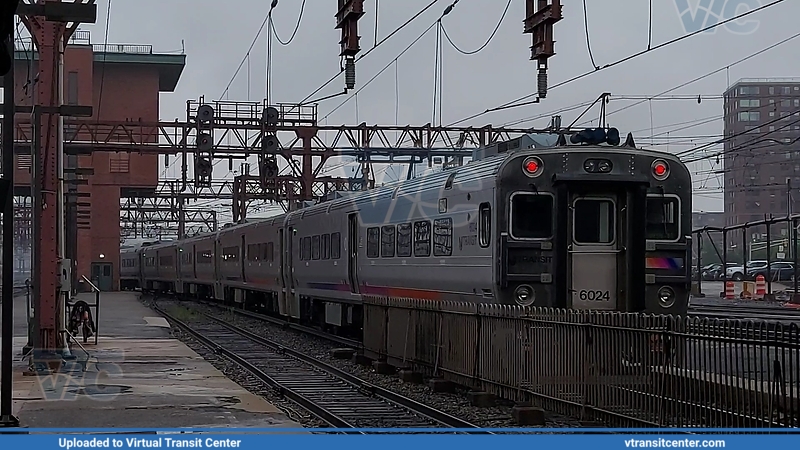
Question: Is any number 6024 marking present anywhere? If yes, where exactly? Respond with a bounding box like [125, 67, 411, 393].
[578, 290, 610, 301]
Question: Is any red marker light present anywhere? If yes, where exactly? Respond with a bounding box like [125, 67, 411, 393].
[652, 160, 669, 179]
[523, 157, 543, 177]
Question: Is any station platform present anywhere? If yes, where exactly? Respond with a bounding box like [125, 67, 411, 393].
[1, 291, 303, 429]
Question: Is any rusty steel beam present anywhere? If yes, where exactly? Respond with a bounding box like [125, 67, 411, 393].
[6, 100, 535, 211]
[25, 4, 63, 359]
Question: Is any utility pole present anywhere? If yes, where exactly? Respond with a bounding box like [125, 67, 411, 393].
[17, 0, 96, 372]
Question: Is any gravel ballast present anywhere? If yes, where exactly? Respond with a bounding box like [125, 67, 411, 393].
[151, 297, 584, 429]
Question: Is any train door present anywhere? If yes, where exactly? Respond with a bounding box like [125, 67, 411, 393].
[213, 238, 222, 300]
[569, 194, 622, 310]
[284, 226, 300, 318]
[175, 246, 182, 294]
[347, 214, 360, 294]
[192, 244, 197, 279]
[240, 234, 246, 281]
[277, 228, 287, 315]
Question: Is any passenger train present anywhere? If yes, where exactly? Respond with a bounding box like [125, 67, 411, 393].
[121, 129, 692, 339]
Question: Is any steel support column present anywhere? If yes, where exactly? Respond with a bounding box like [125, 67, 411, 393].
[28, 14, 63, 360]
[1, 3, 20, 428]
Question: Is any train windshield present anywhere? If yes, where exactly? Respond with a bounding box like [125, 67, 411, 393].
[646, 197, 680, 241]
[511, 193, 553, 239]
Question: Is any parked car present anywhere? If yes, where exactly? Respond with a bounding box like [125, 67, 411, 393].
[750, 261, 795, 282]
[726, 260, 767, 281]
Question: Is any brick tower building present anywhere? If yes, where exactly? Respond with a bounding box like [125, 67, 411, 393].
[10, 30, 185, 290]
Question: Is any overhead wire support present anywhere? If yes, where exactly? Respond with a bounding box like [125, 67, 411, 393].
[321, 0, 459, 122]
[525, 0, 563, 100]
[297, 0, 443, 106]
[336, 0, 365, 91]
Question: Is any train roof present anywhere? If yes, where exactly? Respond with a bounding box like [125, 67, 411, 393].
[286, 133, 684, 220]
[138, 130, 684, 241]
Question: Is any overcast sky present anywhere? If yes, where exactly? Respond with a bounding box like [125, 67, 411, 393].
[72, 0, 800, 218]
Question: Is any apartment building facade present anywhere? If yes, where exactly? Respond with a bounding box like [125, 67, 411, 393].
[723, 78, 800, 241]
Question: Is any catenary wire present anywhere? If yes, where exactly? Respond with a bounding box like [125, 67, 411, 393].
[439, 0, 511, 55]
[445, 0, 787, 127]
[271, 0, 306, 46]
[297, 0, 443, 105]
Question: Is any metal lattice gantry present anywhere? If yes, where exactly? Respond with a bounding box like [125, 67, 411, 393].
[8, 99, 541, 219]
[120, 196, 218, 241]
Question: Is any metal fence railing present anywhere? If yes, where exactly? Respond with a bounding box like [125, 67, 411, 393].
[692, 214, 800, 300]
[363, 298, 799, 428]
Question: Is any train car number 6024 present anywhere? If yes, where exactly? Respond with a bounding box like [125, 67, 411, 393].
[578, 290, 610, 301]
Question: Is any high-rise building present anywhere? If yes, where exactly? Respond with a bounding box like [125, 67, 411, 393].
[723, 78, 800, 239]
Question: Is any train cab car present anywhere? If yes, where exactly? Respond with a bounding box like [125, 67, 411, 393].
[488, 130, 691, 316]
[119, 245, 141, 290]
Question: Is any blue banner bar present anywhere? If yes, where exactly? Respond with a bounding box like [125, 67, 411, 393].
[0, 431, 798, 449]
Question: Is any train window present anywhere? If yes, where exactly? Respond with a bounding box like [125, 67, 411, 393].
[414, 221, 431, 257]
[303, 237, 312, 261]
[381, 226, 396, 257]
[312, 235, 321, 260]
[267, 242, 274, 262]
[247, 244, 258, 261]
[321, 234, 330, 259]
[573, 199, 615, 244]
[367, 227, 380, 258]
[646, 197, 680, 241]
[331, 233, 341, 259]
[479, 203, 491, 247]
[433, 218, 453, 257]
[159, 256, 174, 266]
[396, 224, 412, 257]
[511, 194, 553, 239]
[223, 246, 239, 262]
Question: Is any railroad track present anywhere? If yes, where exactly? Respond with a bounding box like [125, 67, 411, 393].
[193, 298, 362, 350]
[688, 304, 800, 320]
[154, 302, 483, 432]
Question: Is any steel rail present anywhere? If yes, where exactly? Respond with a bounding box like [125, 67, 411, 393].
[155, 302, 484, 432]
[197, 310, 483, 430]
[153, 304, 360, 432]
[196, 299, 362, 349]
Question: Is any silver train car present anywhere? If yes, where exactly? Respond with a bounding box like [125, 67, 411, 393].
[124, 130, 692, 338]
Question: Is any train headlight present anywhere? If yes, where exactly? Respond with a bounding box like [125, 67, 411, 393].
[522, 157, 544, 178]
[583, 158, 613, 174]
[514, 285, 535, 306]
[657, 286, 676, 308]
[652, 159, 670, 181]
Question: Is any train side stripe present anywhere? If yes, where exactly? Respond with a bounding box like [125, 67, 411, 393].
[305, 282, 444, 300]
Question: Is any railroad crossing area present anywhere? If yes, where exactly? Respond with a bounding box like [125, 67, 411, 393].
[2, 292, 303, 428]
